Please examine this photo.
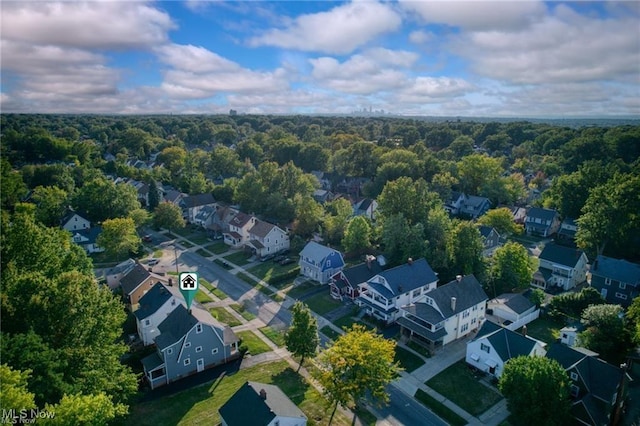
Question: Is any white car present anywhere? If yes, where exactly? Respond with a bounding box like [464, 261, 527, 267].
[148, 258, 159, 266]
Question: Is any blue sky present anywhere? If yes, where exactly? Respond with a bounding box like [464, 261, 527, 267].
[1, 1, 639, 116]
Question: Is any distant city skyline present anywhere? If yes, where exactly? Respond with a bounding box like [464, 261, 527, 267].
[1, 1, 639, 117]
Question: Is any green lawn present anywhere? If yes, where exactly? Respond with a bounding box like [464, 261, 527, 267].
[414, 389, 467, 426]
[236, 272, 258, 286]
[259, 326, 286, 347]
[426, 361, 503, 416]
[333, 308, 362, 330]
[518, 316, 563, 345]
[286, 281, 318, 299]
[237, 330, 272, 355]
[208, 307, 242, 327]
[188, 234, 210, 245]
[303, 292, 343, 316]
[205, 241, 229, 254]
[407, 341, 431, 358]
[195, 289, 213, 304]
[223, 251, 251, 266]
[394, 346, 425, 373]
[249, 261, 299, 283]
[125, 361, 355, 426]
[180, 240, 194, 248]
[255, 284, 275, 297]
[320, 326, 342, 341]
[229, 303, 256, 321]
[153, 249, 163, 258]
[200, 277, 229, 299]
[195, 248, 209, 257]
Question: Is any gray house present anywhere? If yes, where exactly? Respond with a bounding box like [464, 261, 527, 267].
[141, 304, 240, 389]
[524, 207, 561, 237]
[299, 242, 345, 284]
[478, 225, 501, 256]
[590, 255, 640, 308]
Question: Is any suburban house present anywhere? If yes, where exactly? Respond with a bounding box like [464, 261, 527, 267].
[299, 242, 345, 284]
[163, 188, 186, 206]
[590, 255, 640, 308]
[245, 220, 289, 258]
[224, 212, 256, 248]
[212, 205, 240, 236]
[61, 208, 91, 231]
[311, 170, 332, 190]
[312, 189, 334, 204]
[557, 217, 578, 246]
[103, 258, 136, 290]
[120, 263, 166, 308]
[486, 292, 540, 330]
[353, 198, 378, 220]
[465, 321, 547, 378]
[532, 243, 588, 292]
[330, 255, 384, 301]
[508, 206, 527, 225]
[397, 274, 488, 349]
[445, 193, 491, 218]
[546, 343, 629, 426]
[478, 225, 501, 256]
[181, 193, 216, 224]
[134, 282, 184, 346]
[141, 304, 240, 390]
[524, 207, 561, 237]
[193, 205, 217, 230]
[219, 381, 307, 426]
[70, 226, 104, 254]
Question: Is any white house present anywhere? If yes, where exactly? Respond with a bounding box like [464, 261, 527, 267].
[487, 293, 539, 330]
[224, 212, 256, 248]
[466, 321, 547, 377]
[103, 258, 136, 290]
[61, 208, 91, 231]
[182, 193, 217, 224]
[532, 243, 588, 291]
[219, 381, 307, 426]
[299, 242, 345, 284]
[245, 220, 289, 258]
[397, 274, 488, 349]
[357, 258, 438, 324]
[70, 226, 104, 254]
[134, 282, 184, 346]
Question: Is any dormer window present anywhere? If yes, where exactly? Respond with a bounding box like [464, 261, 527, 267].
[196, 324, 203, 334]
[570, 372, 578, 381]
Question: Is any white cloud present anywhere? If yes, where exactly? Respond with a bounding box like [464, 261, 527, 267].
[392, 77, 476, 104]
[409, 30, 434, 45]
[248, 1, 401, 54]
[399, 0, 546, 31]
[1, 1, 175, 49]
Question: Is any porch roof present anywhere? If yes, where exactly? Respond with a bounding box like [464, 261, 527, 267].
[357, 297, 398, 315]
[397, 317, 447, 342]
[141, 352, 164, 372]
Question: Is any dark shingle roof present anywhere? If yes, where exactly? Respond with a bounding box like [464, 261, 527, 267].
[134, 283, 173, 320]
[475, 320, 503, 339]
[341, 260, 384, 288]
[219, 381, 306, 426]
[539, 243, 586, 268]
[373, 258, 437, 296]
[478, 225, 495, 239]
[486, 328, 539, 361]
[155, 304, 198, 350]
[592, 255, 640, 285]
[425, 275, 488, 318]
[182, 193, 215, 208]
[490, 293, 534, 315]
[249, 220, 276, 238]
[120, 264, 152, 295]
[527, 207, 558, 221]
[75, 226, 102, 244]
[141, 352, 164, 372]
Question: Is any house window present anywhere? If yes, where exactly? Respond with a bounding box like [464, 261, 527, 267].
[620, 282, 627, 290]
[570, 372, 578, 381]
[570, 385, 579, 397]
[461, 324, 469, 332]
[184, 358, 191, 366]
[167, 348, 173, 355]
[212, 348, 218, 355]
[412, 289, 421, 297]
[463, 311, 470, 319]
[605, 278, 612, 285]
[616, 293, 628, 300]
[196, 324, 203, 334]
[472, 318, 477, 324]
[480, 343, 490, 353]
[185, 342, 191, 348]
[144, 319, 151, 327]
[196, 346, 202, 353]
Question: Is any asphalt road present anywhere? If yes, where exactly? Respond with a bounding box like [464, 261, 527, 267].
[377, 385, 449, 426]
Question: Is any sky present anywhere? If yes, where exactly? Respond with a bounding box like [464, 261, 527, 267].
[1, 1, 639, 117]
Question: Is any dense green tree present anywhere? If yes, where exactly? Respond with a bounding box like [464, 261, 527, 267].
[626, 297, 640, 345]
[449, 221, 485, 279]
[31, 185, 69, 227]
[293, 195, 323, 237]
[477, 207, 523, 237]
[72, 178, 140, 222]
[153, 202, 185, 232]
[97, 218, 141, 258]
[429, 171, 458, 203]
[547, 287, 605, 320]
[0, 364, 36, 411]
[158, 146, 187, 175]
[209, 145, 242, 177]
[424, 207, 453, 274]
[578, 304, 632, 364]
[377, 177, 440, 226]
[342, 216, 373, 254]
[528, 288, 545, 308]
[380, 214, 427, 266]
[499, 356, 571, 426]
[323, 198, 354, 244]
[315, 325, 401, 421]
[236, 138, 264, 166]
[146, 178, 160, 211]
[43, 393, 127, 426]
[489, 242, 536, 297]
[285, 302, 319, 371]
[1, 158, 28, 210]
[457, 154, 503, 195]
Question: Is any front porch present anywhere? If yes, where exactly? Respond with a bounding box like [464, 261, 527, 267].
[355, 297, 398, 324]
[397, 316, 447, 351]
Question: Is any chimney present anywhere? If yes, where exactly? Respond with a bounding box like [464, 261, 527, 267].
[148, 267, 153, 272]
[451, 297, 457, 312]
[408, 258, 413, 265]
[522, 324, 527, 337]
[456, 275, 462, 282]
[259, 389, 267, 400]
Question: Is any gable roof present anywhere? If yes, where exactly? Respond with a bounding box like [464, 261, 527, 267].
[539, 243, 587, 268]
[60, 207, 89, 227]
[155, 304, 198, 350]
[219, 381, 306, 426]
[355, 198, 374, 211]
[463, 194, 490, 208]
[249, 220, 277, 238]
[194, 205, 216, 222]
[489, 293, 534, 315]
[74, 226, 102, 245]
[526, 207, 559, 221]
[300, 241, 341, 261]
[120, 264, 152, 295]
[478, 225, 497, 239]
[592, 255, 640, 285]
[341, 259, 384, 287]
[229, 211, 254, 228]
[485, 327, 542, 361]
[134, 283, 173, 320]
[164, 189, 184, 204]
[429, 275, 488, 317]
[475, 320, 504, 339]
[182, 193, 215, 208]
[370, 258, 438, 298]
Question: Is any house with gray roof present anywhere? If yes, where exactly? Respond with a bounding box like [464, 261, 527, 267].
[181, 193, 216, 224]
[193, 205, 217, 229]
[487, 292, 539, 330]
[357, 258, 438, 324]
[299, 241, 345, 284]
[397, 274, 488, 349]
[353, 198, 378, 220]
[330, 255, 384, 301]
[590, 255, 640, 308]
[478, 225, 501, 256]
[141, 304, 240, 389]
[525, 207, 561, 237]
[546, 343, 629, 426]
[219, 381, 307, 426]
[557, 217, 578, 246]
[532, 243, 588, 291]
[445, 193, 490, 219]
[134, 283, 183, 346]
[120, 263, 167, 309]
[246, 220, 289, 258]
[61, 207, 91, 231]
[465, 321, 546, 377]
[103, 258, 136, 290]
[224, 212, 256, 248]
[70, 225, 104, 254]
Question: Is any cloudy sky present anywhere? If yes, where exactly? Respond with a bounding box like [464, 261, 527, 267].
[1, 1, 639, 117]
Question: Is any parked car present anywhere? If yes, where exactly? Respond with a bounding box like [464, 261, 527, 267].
[273, 254, 285, 263]
[142, 235, 153, 243]
[279, 257, 294, 266]
[261, 254, 275, 262]
[148, 258, 159, 266]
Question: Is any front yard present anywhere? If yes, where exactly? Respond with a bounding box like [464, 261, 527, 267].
[223, 251, 251, 266]
[303, 292, 343, 316]
[236, 330, 272, 355]
[426, 361, 503, 416]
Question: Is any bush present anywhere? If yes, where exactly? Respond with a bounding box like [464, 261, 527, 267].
[268, 267, 301, 286]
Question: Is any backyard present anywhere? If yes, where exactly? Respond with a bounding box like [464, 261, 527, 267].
[236, 330, 272, 356]
[517, 316, 563, 345]
[426, 361, 503, 417]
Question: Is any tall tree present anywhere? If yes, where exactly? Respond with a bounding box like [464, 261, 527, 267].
[377, 177, 440, 226]
[315, 325, 401, 422]
[1, 158, 28, 210]
[146, 178, 160, 211]
[380, 214, 427, 266]
[72, 177, 140, 222]
[31, 185, 69, 227]
[293, 195, 323, 237]
[153, 202, 185, 232]
[489, 242, 536, 297]
[477, 207, 523, 237]
[342, 216, 373, 254]
[0, 364, 36, 411]
[578, 304, 632, 364]
[499, 356, 571, 426]
[626, 297, 640, 345]
[97, 218, 141, 258]
[449, 221, 485, 280]
[43, 393, 127, 426]
[284, 302, 319, 372]
[457, 154, 503, 195]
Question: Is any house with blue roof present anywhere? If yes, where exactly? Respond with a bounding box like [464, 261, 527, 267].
[298, 241, 345, 284]
[356, 258, 438, 324]
[524, 207, 561, 237]
[397, 274, 488, 349]
[330, 255, 384, 301]
[590, 255, 640, 308]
